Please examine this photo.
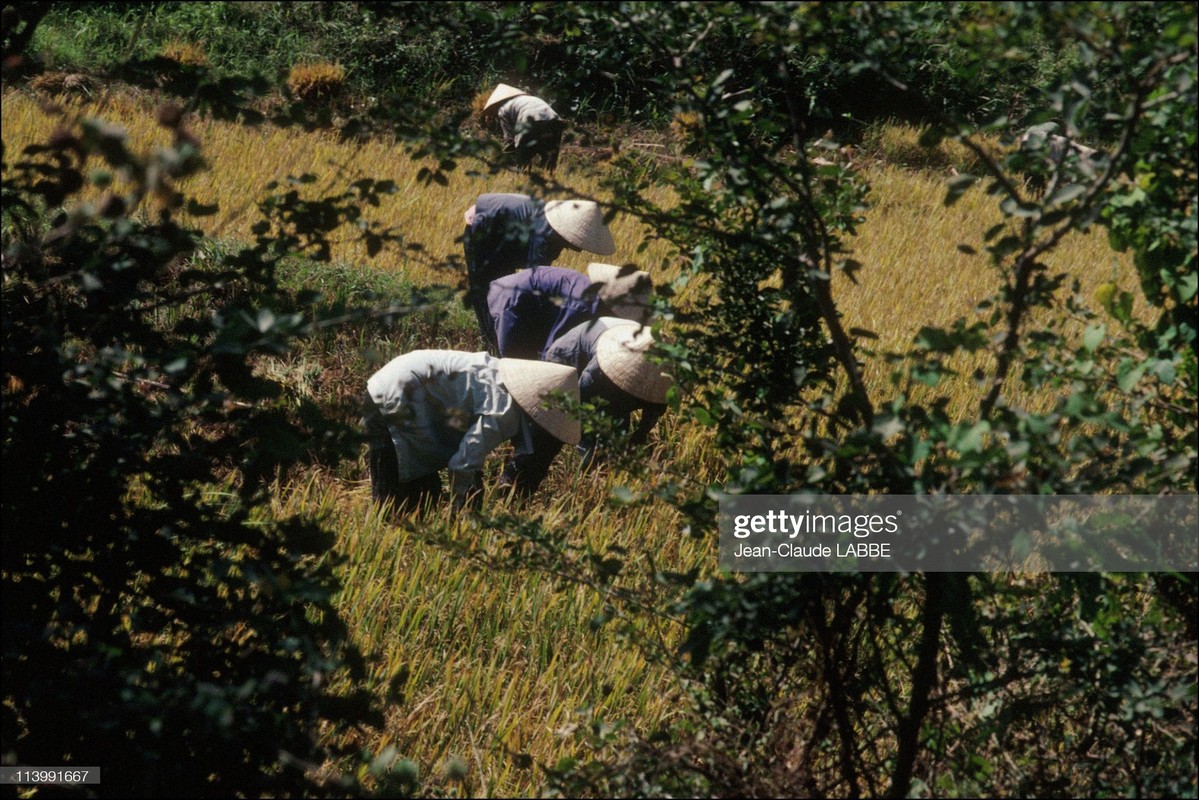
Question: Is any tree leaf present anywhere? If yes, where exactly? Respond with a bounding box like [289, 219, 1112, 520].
[1082, 323, 1106, 352]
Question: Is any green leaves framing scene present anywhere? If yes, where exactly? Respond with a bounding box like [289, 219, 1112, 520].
[2, 2, 1195, 797]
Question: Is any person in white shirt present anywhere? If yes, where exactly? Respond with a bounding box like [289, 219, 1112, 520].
[363, 351, 580, 513]
[481, 83, 568, 174]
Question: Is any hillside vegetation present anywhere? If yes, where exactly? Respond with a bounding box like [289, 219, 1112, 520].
[3, 3, 1195, 798]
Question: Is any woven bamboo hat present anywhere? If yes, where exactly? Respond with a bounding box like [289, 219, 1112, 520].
[484, 83, 527, 111]
[587, 262, 653, 323]
[498, 359, 581, 444]
[595, 325, 673, 404]
[544, 200, 616, 255]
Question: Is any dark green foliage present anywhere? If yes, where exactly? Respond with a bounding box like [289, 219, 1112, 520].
[23, 1, 1124, 140]
[5, 2, 1196, 798]
[471, 4, 1197, 798]
[1, 65, 387, 799]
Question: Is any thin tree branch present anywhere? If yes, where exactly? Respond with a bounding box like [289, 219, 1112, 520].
[888, 572, 946, 799]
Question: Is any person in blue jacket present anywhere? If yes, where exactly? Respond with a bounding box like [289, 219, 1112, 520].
[484, 263, 653, 361]
[499, 318, 672, 495]
[462, 193, 616, 351]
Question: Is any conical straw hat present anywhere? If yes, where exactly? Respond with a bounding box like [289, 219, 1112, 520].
[498, 359, 581, 444]
[595, 325, 673, 404]
[484, 83, 527, 111]
[544, 199, 616, 255]
[587, 262, 653, 322]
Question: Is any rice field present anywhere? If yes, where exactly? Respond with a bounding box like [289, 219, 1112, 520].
[1, 86, 1138, 796]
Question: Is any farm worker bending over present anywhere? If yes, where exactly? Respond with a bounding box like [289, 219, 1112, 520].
[500, 318, 671, 495]
[481, 83, 567, 174]
[484, 263, 654, 361]
[364, 350, 580, 513]
[583, 262, 654, 326]
[462, 193, 616, 351]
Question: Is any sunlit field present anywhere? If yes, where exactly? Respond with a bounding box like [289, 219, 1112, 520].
[2, 86, 1139, 796]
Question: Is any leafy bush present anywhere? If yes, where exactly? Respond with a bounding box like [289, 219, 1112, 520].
[1, 72, 388, 799]
[479, 4, 1197, 797]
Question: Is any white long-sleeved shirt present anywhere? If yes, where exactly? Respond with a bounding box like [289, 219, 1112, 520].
[366, 350, 529, 487]
[495, 95, 560, 149]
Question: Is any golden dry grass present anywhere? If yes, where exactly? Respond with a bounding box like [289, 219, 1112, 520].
[842, 158, 1136, 417]
[2, 87, 1140, 796]
[1, 89, 680, 288]
[158, 40, 209, 68]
